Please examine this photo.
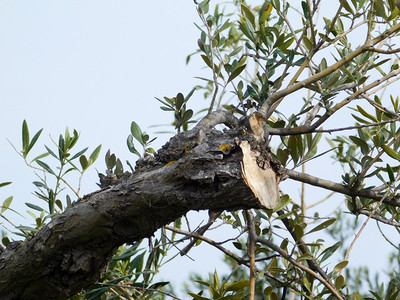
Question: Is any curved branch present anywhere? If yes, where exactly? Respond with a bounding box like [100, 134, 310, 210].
[286, 169, 400, 207]
[258, 22, 400, 119]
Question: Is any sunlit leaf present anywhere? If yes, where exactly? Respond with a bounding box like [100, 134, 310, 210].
[306, 218, 337, 235]
[1, 196, 13, 214]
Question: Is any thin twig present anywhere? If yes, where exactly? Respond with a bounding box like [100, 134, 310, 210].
[255, 236, 344, 299]
[343, 173, 400, 270]
[246, 210, 256, 300]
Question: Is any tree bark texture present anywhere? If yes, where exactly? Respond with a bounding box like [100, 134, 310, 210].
[0, 112, 285, 299]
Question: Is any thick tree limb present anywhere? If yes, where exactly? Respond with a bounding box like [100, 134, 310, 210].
[0, 112, 284, 300]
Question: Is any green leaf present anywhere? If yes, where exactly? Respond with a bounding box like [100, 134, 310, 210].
[36, 160, 55, 175]
[306, 218, 337, 235]
[30, 152, 50, 164]
[25, 202, 45, 212]
[226, 280, 250, 292]
[127, 135, 141, 157]
[187, 293, 209, 300]
[2, 237, 10, 247]
[387, 164, 395, 182]
[1, 196, 13, 214]
[319, 242, 341, 262]
[182, 109, 193, 123]
[356, 105, 378, 122]
[228, 64, 246, 83]
[273, 194, 291, 212]
[349, 136, 369, 155]
[69, 147, 88, 161]
[176, 93, 185, 110]
[89, 145, 102, 165]
[241, 3, 255, 28]
[339, 0, 354, 14]
[22, 120, 29, 156]
[0, 182, 11, 188]
[335, 275, 345, 290]
[301, 1, 310, 19]
[130, 121, 143, 145]
[27, 129, 43, 154]
[44, 145, 58, 159]
[334, 260, 349, 273]
[80, 155, 88, 171]
[382, 144, 400, 161]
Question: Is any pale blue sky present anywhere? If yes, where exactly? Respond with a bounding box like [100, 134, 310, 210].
[0, 1, 397, 296]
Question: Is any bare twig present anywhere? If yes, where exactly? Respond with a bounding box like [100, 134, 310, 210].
[246, 210, 256, 300]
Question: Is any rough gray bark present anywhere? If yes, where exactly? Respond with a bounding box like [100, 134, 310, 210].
[0, 112, 284, 300]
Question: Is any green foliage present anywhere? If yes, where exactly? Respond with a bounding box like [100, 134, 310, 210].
[127, 121, 156, 157]
[5, 0, 400, 299]
[3, 121, 101, 239]
[155, 90, 196, 133]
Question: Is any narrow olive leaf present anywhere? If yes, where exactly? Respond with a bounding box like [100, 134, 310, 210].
[387, 164, 395, 182]
[301, 1, 310, 18]
[228, 46, 243, 57]
[22, 120, 30, 156]
[349, 136, 369, 155]
[356, 105, 378, 122]
[69, 147, 88, 161]
[25, 202, 45, 212]
[27, 128, 43, 154]
[44, 145, 58, 159]
[228, 64, 246, 83]
[216, 19, 231, 34]
[0, 182, 11, 188]
[175, 93, 184, 110]
[30, 152, 50, 164]
[226, 280, 250, 292]
[302, 36, 313, 51]
[339, 0, 354, 14]
[89, 145, 102, 165]
[273, 194, 291, 212]
[306, 218, 337, 235]
[333, 260, 349, 273]
[319, 241, 341, 262]
[36, 160, 55, 175]
[79, 155, 88, 171]
[187, 293, 209, 300]
[130, 121, 143, 145]
[1, 196, 13, 214]
[127, 135, 141, 157]
[241, 3, 256, 27]
[382, 144, 400, 161]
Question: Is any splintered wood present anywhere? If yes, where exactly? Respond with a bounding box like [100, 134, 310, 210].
[240, 140, 280, 209]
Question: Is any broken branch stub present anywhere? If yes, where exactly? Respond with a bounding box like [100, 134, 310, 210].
[238, 113, 285, 209]
[239, 140, 280, 209]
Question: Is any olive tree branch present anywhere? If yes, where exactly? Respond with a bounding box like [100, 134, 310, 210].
[285, 169, 400, 207]
[255, 236, 344, 300]
[246, 210, 256, 300]
[342, 172, 400, 271]
[266, 67, 400, 136]
[358, 210, 400, 227]
[258, 22, 400, 119]
[163, 225, 291, 288]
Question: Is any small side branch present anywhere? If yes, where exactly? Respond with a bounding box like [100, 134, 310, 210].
[246, 210, 256, 300]
[286, 169, 400, 207]
[255, 236, 344, 300]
